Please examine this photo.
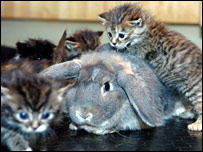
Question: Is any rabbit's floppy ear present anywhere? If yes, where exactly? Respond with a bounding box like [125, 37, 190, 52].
[38, 59, 81, 80]
[116, 71, 160, 127]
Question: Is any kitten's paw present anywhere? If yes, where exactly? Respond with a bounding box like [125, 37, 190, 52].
[69, 122, 78, 130]
[41, 148, 47, 151]
[188, 117, 202, 131]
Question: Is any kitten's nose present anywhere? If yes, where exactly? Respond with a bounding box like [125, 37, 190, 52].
[32, 127, 38, 130]
[32, 121, 39, 130]
[112, 42, 116, 46]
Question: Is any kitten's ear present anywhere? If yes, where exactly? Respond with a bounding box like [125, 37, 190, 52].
[1, 86, 10, 96]
[1, 86, 12, 104]
[52, 30, 67, 63]
[96, 31, 104, 37]
[127, 18, 143, 27]
[66, 37, 80, 49]
[98, 12, 108, 24]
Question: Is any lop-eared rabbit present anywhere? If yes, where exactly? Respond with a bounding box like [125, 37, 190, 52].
[39, 51, 194, 135]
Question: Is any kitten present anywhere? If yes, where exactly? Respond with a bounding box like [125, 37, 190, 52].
[55, 30, 103, 63]
[2, 31, 66, 73]
[2, 30, 104, 72]
[99, 3, 202, 131]
[15, 38, 56, 61]
[1, 39, 56, 64]
[1, 69, 69, 151]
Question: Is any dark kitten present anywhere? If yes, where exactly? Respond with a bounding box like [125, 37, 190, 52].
[1, 39, 56, 66]
[16, 38, 56, 60]
[1, 32, 66, 73]
[1, 70, 68, 151]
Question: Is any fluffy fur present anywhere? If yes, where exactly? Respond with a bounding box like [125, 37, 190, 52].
[39, 51, 193, 135]
[65, 29, 103, 61]
[1, 70, 68, 150]
[16, 39, 56, 60]
[99, 3, 202, 131]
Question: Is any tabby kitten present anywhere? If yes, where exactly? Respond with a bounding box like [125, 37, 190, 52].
[65, 29, 103, 61]
[1, 59, 52, 74]
[53, 29, 103, 63]
[99, 3, 202, 131]
[1, 70, 68, 151]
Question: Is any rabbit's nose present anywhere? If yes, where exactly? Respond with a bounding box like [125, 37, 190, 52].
[76, 110, 93, 121]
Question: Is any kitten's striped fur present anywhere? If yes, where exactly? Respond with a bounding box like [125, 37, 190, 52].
[1, 30, 104, 73]
[1, 70, 68, 150]
[99, 3, 202, 131]
[1, 59, 52, 73]
[53, 29, 104, 63]
[65, 29, 103, 61]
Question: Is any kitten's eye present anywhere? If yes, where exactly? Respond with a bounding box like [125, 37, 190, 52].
[134, 17, 140, 21]
[119, 33, 125, 39]
[41, 113, 50, 119]
[19, 112, 29, 120]
[107, 32, 112, 38]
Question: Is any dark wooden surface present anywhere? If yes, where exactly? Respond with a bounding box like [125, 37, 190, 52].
[47, 117, 202, 151]
[1, 117, 202, 151]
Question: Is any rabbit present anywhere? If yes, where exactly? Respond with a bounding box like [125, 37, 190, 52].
[39, 50, 194, 135]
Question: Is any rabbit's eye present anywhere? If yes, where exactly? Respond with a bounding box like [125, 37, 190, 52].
[104, 82, 110, 92]
[101, 82, 113, 95]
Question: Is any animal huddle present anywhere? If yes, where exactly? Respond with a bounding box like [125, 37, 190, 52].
[1, 3, 202, 151]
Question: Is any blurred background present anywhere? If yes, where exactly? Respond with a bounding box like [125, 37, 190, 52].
[1, 1, 202, 49]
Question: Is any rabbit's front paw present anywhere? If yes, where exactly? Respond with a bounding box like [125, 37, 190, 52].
[25, 147, 33, 151]
[81, 125, 116, 135]
[69, 122, 79, 130]
[188, 116, 202, 131]
[93, 129, 115, 135]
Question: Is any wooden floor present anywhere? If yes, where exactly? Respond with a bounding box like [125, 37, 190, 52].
[47, 117, 202, 151]
[1, 117, 202, 151]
